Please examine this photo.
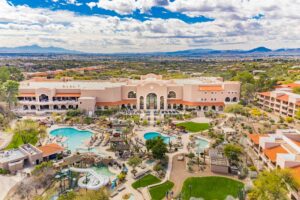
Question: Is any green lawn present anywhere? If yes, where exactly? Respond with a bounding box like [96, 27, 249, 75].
[6, 133, 38, 149]
[180, 176, 244, 200]
[176, 122, 210, 132]
[149, 181, 174, 200]
[132, 174, 161, 189]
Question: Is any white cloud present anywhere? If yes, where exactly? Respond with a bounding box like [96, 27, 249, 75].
[0, 0, 300, 53]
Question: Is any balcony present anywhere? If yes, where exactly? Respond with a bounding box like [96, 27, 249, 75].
[18, 100, 78, 105]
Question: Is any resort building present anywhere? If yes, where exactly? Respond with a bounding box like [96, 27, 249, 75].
[0, 144, 43, 172]
[17, 74, 240, 115]
[257, 81, 300, 117]
[0, 143, 64, 172]
[248, 129, 300, 199]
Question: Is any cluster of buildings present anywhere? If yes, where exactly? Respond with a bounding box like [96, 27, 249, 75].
[248, 129, 300, 199]
[17, 74, 240, 115]
[0, 143, 64, 173]
[24, 66, 104, 79]
[257, 82, 300, 118]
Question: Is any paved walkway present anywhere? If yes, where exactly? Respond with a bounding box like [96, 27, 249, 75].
[0, 174, 23, 200]
[0, 132, 12, 150]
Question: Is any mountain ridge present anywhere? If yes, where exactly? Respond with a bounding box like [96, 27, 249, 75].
[0, 45, 299, 57]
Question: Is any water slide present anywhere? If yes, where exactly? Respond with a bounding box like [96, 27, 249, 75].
[69, 167, 110, 190]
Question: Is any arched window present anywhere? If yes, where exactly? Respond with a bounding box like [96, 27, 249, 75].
[232, 97, 237, 102]
[30, 105, 36, 110]
[128, 91, 136, 98]
[225, 97, 230, 102]
[61, 105, 66, 110]
[167, 91, 176, 98]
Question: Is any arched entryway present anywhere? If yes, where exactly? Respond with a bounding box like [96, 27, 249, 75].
[225, 97, 230, 102]
[146, 93, 157, 109]
[39, 94, 49, 102]
[232, 97, 237, 102]
[218, 106, 224, 111]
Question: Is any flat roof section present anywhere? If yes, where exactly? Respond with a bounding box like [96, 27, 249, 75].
[0, 149, 27, 163]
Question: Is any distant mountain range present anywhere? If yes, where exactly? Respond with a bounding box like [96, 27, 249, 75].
[0, 45, 82, 54]
[0, 45, 300, 57]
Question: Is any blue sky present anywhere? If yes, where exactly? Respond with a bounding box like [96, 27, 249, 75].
[0, 0, 299, 53]
[8, 0, 214, 24]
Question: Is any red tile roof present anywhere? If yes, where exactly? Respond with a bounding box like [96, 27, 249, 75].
[276, 83, 300, 89]
[259, 92, 271, 96]
[167, 100, 224, 106]
[291, 165, 300, 185]
[248, 134, 268, 145]
[54, 93, 81, 97]
[38, 143, 64, 157]
[199, 86, 223, 91]
[264, 145, 288, 163]
[96, 100, 136, 106]
[18, 93, 36, 97]
[277, 94, 289, 102]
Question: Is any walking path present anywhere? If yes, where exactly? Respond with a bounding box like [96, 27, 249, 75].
[0, 173, 23, 200]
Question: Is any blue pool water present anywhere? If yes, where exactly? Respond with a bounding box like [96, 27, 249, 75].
[144, 132, 171, 143]
[50, 127, 93, 152]
[92, 165, 115, 178]
[195, 137, 209, 153]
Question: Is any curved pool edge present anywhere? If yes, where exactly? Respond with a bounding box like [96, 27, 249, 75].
[47, 125, 95, 135]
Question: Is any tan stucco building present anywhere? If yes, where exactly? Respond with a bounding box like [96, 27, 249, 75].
[17, 74, 240, 115]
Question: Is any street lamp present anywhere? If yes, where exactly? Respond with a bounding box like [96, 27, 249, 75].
[189, 184, 192, 197]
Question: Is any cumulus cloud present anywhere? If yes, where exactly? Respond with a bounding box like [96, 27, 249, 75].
[0, 0, 300, 52]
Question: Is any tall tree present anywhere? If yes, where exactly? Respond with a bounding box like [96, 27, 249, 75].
[224, 143, 243, 162]
[249, 169, 298, 200]
[146, 137, 168, 160]
[127, 156, 142, 176]
[0, 66, 10, 82]
[1, 80, 19, 109]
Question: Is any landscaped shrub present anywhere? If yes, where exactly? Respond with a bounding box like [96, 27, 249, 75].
[66, 109, 82, 117]
[142, 119, 148, 126]
[0, 168, 10, 174]
[285, 116, 294, 123]
[249, 166, 257, 171]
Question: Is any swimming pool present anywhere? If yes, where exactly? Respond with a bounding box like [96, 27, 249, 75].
[195, 137, 209, 153]
[50, 127, 93, 152]
[92, 165, 115, 178]
[144, 132, 172, 143]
